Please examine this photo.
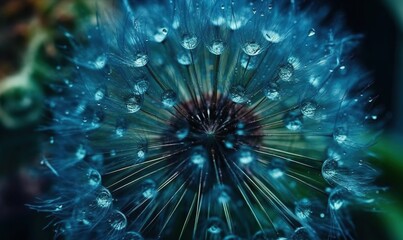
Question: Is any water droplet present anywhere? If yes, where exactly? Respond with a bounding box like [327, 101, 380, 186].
[153, 27, 168, 42]
[49, 136, 54, 144]
[206, 218, 225, 235]
[295, 198, 312, 220]
[122, 231, 144, 240]
[283, 112, 303, 131]
[300, 101, 317, 118]
[133, 79, 149, 95]
[91, 54, 107, 69]
[230, 85, 248, 104]
[126, 95, 143, 113]
[268, 158, 286, 179]
[207, 40, 225, 55]
[141, 179, 157, 199]
[55, 205, 63, 211]
[333, 126, 347, 144]
[133, 53, 148, 67]
[190, 146, 208, 168]
[242, 42, 262, 56]
[115, 118, 127, 137]
[87, 168, 101, 187]
[238, 147, 255, 164]
[76, 144, 87, 160]
[264, 84, 280, 100]
[96, 188, 112, 208]
[278, 63, 294, 81]
[136, 149, 146, 160]
[291, 227, 312, 240]
[176, 126, 189, 140]
[94, 87, 106, 101]
[224, 135, 235, 149]
[322, 159, 338, 180]
[327, 146, 343, 161]
[181, 34, 199, 49]
[329, 189, 345, 210]
[107, 210, 127, 230]
[177, 52, 192, 65]
[308, 28, 316, 37]
[262, 30, 283, 43]
[161, 90, 177, 108]
[339, 65, 347, 74]
[215, 186, 231, 204]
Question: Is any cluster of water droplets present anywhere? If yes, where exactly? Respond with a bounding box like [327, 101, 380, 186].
[32, 0, 383, 239]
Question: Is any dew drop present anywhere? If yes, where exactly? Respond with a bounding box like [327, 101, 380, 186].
[153, 27, 168, 42]
[133, 79, 149, 95]
[264, 84, 280, 100]
[133, 53, 148, 67]
[242, 42, 262, 56]
[190, 146, 208, 168]
[283, 112, 303, 131]
[300, 101, 317, 118]
[278, 63, 294, 81]
[126, 95, 143, 113]
[229, 85, 248, 104]
[96, 188, 112, 208]
[262, 30, 283, 43]
[177, 52, 192, 65]
[333, 126, 348, 144]
[161, 90, 177, 108]
[308, 28, 316, 37]
[206, 218, 225, 235]
[76, 144, 87, 160]
[329, 189, 345, 210]
[176, 126, 189, 140]
[91, 54, 107, 69]
[94, 87, 106, 101]
[207, 40, 225, 55]
[295, 198, 312, 220]
[322, 159, 338, 180]
[108, 210, 127, 230]
[141, 179, 157, 199]
[291, 227, 312, 240]
[86, 168, 101, 187]
[238, 147, 255, 164]
[115, 118, 127, 137]
[181, 34, 199, 49]
[268, 158, 286, 179]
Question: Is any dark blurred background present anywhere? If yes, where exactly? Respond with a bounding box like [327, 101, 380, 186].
[0, 0, 402, 239]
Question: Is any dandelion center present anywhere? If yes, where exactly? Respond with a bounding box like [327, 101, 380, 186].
[163, 94, 262, 181]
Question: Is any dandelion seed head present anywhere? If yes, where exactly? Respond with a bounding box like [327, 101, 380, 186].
[32, 0, 383, 239]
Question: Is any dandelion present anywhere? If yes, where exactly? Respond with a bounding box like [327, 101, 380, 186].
[31, 0, 383, 239]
